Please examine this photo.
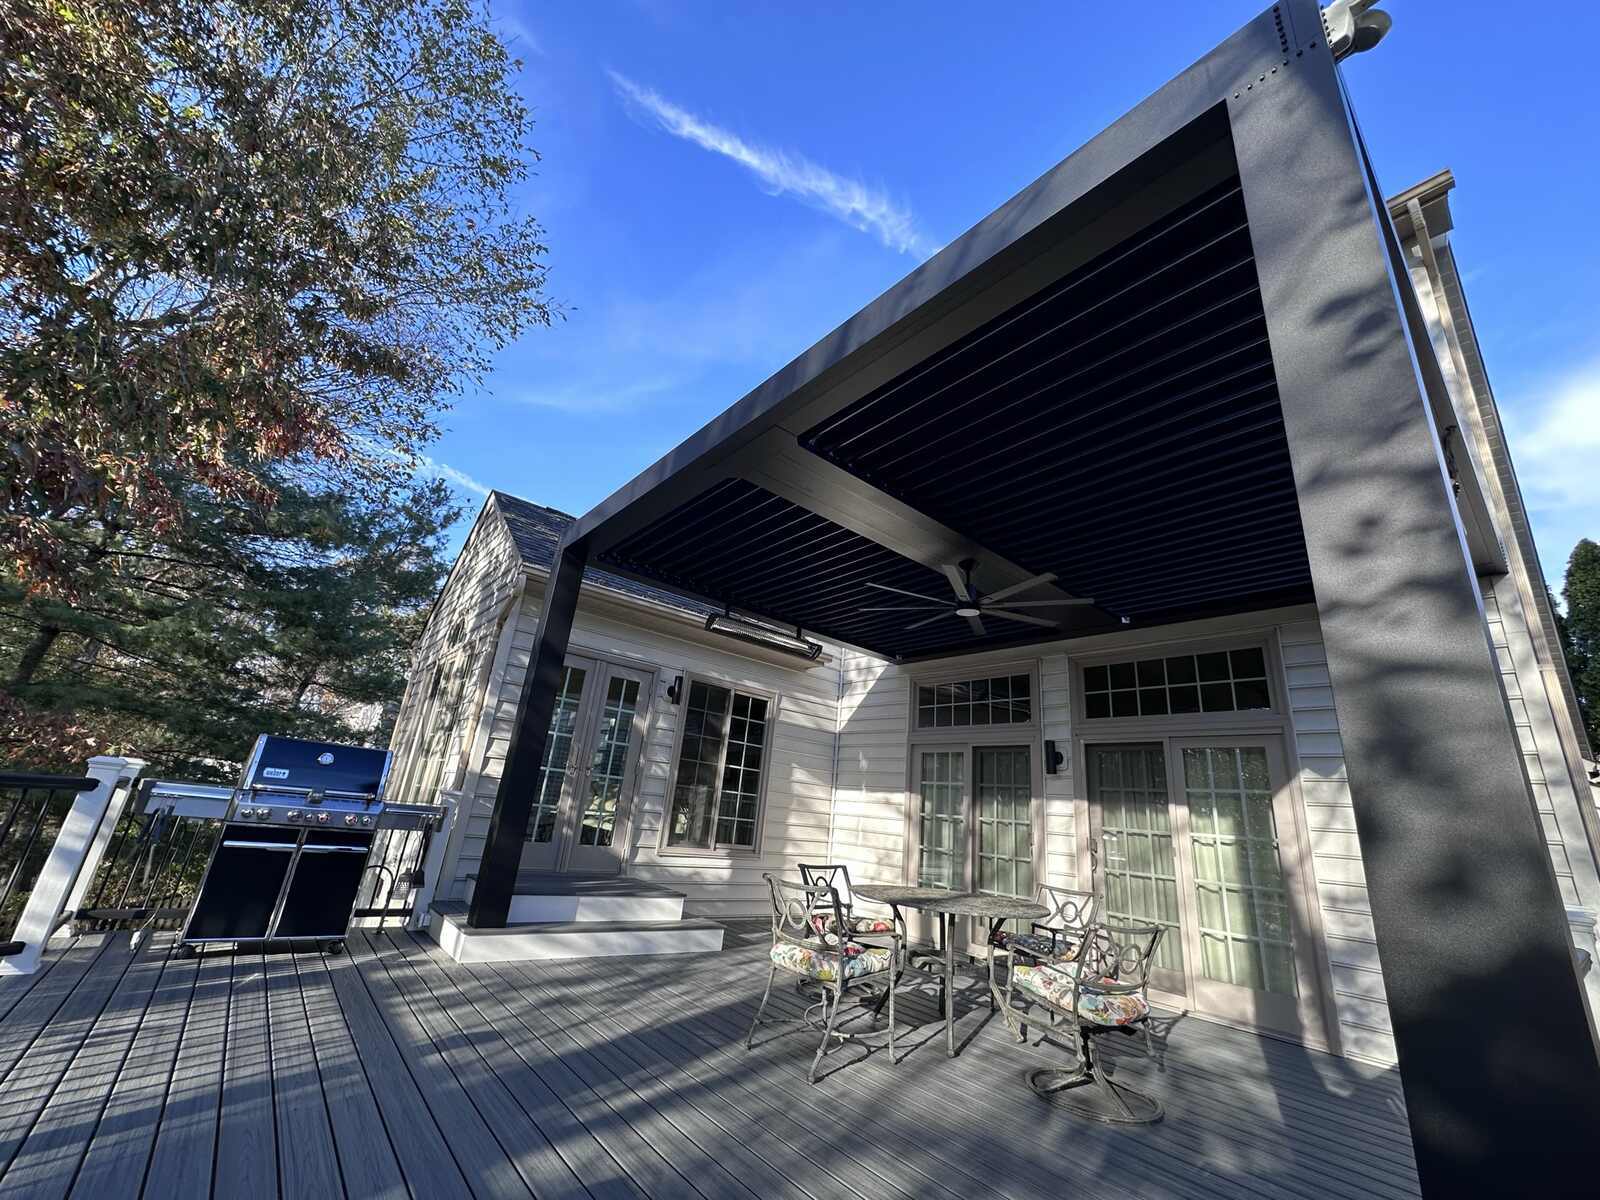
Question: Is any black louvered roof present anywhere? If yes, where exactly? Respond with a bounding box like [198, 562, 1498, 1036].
[595, 174, 1313, 660]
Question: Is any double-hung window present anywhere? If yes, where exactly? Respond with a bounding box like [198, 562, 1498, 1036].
[665, 679, 771, 851]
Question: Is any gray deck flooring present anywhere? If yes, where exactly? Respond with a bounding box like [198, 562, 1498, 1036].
[0, 922, 1418, 1199]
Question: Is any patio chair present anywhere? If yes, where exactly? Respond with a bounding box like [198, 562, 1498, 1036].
[746, 873, 897, 1083]
[1009, 919, 1165, 1124]
[795, 862, 904, 948]
[997, 885, 1097, 1012]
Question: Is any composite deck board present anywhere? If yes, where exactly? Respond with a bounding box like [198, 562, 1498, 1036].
[68, 945, 200, 1200]
[263, 949, 344, 1199]
[0, 926, 1418, 1199]
[140, 949, 230, 1199]
[478, 957, 817, 1200]
[0, 939, 169, 1198]
[504, 957, 915, 1200]
[0, 937, 113, 1083]
[291, 949, 409, 1200]
[437, 944, 792, 1200]
[356, 932, 616, 1200]
[558, 954, 1062, 1200]
[342, 934, 538, 1199]
[530, 955, 1006, 1200]
[213, 950, 277, 1200]
[0, 935, 136, 1176]
[384, 932, 678, 1200]
[352, 932, 589, 1199]
[320, 938, 477, 1200]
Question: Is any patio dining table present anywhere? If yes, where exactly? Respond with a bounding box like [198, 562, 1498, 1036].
[854, 885, 1048, 1058]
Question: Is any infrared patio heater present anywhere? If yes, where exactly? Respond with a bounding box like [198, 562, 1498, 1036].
[176, 735, 442, 955]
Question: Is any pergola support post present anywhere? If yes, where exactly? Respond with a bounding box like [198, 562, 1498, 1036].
[468, 537, 588, 928]
[1231, 8, 1600, 1191]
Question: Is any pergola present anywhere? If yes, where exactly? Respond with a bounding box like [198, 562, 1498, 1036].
[470, 2, 1600, 1192]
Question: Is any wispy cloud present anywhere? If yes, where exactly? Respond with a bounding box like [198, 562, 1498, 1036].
[1503, 358, 1600, 584]
[607, 70, 933, 258]
[513, 374, 686, 415]
[413, 454, 491, 497]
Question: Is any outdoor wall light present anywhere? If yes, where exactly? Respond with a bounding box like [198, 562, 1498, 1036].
[666, 675, 683, 704]
[704, 613, 823, 661]
[1044, 740, 1065, 775]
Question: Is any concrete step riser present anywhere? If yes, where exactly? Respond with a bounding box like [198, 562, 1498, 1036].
[505, 894, 686, 924]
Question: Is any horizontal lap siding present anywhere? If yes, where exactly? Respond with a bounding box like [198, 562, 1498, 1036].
[1282, 619, 1395, 1066]
[1480, 582, 1600, 911]
[832, 652, 910, 888]
[456, 589, 840, 915]
[388, 510, 522, 811]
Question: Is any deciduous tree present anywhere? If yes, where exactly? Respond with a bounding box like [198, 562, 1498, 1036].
[1, 0, 549, 586]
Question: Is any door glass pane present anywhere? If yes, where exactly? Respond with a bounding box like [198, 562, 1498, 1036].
[579, 676, 640, 846]
[977, 748, 1032, 900]
[1088, 745, 1184, 973]
[528, 666, 587, 842]
[918, 750, 966, 889]
[1183, 746, 1296, 995]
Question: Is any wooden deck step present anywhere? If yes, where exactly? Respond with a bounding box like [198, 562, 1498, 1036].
[429, 908, 724, 964]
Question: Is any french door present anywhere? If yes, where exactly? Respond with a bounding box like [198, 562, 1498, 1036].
[522, 655, 652, 874]
[1085, 737, 1325, 1041]
[911, 744, 1039, 946]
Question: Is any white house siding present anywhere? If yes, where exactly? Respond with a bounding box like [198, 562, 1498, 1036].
[1480, 580, 1600, 909]
[1278, 620, 1395, 1065]
[387, 506, 521, 812]
[448, 583, 840, 916]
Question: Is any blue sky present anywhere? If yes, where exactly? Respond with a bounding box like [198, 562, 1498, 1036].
[425, 0, 1599, 592]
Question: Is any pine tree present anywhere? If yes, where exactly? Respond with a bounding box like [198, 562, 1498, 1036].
[1560, 538, 1600, 749]
[0, 472, 461, 776]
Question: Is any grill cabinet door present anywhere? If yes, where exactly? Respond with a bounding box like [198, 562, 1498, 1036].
[185, 825, 297, 940]
[273, 830, 374, 938]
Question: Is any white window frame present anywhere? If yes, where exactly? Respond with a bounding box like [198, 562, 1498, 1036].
[903, 660, 1045, 894]
[1070, 634, 1287, 737]
[658, 672, 779, 858]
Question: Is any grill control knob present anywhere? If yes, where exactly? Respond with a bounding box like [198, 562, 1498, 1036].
[316, 812, 329, 823]
[361, 816, 372, 827]
[255, 808, 270, 819]
[343, 814, 355, 826]
[287, 810, 300, 822]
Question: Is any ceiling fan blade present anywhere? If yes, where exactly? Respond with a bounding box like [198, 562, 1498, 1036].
[905, 612, 953, 631]
[860, 605, 949, 613]
[986, 609, 1061, 630]
[941, 563, 972, 603]
[865, 581, 950, 604]
[979, 572, 1059, 604]
[963, 613, 988, 637]
[983, 598, 1097, 608]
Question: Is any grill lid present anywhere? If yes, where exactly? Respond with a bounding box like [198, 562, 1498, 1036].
[238, 735, 392, 800]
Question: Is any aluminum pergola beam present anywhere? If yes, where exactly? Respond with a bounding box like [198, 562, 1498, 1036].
[1229, 2, 1600, 1191]
[479, 5, 1600, 1190]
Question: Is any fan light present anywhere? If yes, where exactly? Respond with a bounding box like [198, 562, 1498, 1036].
[954, 606, 982, 618]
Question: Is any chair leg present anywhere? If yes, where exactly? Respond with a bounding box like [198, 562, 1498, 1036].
[809, 984, 842, 1083]
[886, 961, 897, 1063]
[746, 967, 776, 1049]
[1023, 1023, 1163, 1125]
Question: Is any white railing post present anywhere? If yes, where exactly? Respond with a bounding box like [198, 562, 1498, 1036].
[0, 755, 146, 975]
[1567, 905, 1600, 1026]
[406, 789, 460, 931]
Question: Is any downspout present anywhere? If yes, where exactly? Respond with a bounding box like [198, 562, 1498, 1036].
[828, 650, 844, 861]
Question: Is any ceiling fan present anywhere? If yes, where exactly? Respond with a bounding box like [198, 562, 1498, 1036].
[862, 558, 1094, 637]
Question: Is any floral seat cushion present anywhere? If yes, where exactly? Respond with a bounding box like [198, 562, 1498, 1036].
[994, 931, 1079, 961]
[771, 940, 893, 983]
[814, 911, 896, 935]
[1012, 962, 1150, 1026]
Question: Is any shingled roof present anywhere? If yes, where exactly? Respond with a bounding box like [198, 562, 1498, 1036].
[491, 491, 716, 617]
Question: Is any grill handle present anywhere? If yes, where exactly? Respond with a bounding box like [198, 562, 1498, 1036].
[220, 840, 298, 851]
[299, 845, 370, 855]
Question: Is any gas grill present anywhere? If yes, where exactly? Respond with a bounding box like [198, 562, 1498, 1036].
[177, 735, 442, 955]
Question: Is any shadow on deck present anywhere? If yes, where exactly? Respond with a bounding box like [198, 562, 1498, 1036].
[0, 921, 1417, 1199]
